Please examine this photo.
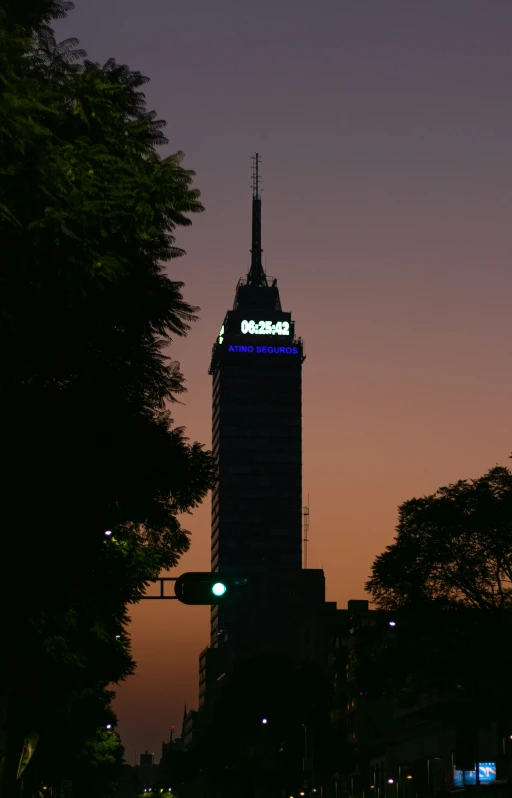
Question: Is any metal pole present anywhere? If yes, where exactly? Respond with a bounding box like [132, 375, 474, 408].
[475, 724, 480, 787]
[303, 720, 307, 787]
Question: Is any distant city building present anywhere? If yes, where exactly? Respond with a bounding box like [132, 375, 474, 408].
[136, 751, 158, 791]
[139, 752, 154, 768]
[325, 602, 512, 798]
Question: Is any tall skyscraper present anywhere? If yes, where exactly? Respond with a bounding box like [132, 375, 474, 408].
[208, 154, 305, 645]
[190, 157, 327, 721]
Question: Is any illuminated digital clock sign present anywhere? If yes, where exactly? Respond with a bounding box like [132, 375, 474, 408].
[241, 320, 290, 336]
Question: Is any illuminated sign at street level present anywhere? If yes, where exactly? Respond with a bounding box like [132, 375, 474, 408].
[228, 345, 298, 355]
[241, 320, 290, 335]
[453, 763, 496, 787]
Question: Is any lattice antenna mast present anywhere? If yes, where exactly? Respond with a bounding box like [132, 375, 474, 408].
[251, 152, 261, 199]
[247, 153, 267, 286]
[302, 495, 310, 569]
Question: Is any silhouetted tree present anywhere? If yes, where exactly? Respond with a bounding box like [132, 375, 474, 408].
[367, 465, 512, 612]
[22, 691, 125, 798]
[0, 2, 214, 796]
[359, 465, 512, 742]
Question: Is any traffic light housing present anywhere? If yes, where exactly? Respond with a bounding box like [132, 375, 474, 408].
[174, 572, 238, 605]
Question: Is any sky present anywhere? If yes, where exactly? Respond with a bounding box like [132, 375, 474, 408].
[55, 0, 512, 764]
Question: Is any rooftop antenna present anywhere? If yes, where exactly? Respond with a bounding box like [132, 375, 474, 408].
[303, 495, 310, 569]
[247, 153, 267, 286]
[251, 151, 261, 200]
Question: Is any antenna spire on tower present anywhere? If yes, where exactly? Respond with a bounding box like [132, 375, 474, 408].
[247, 152, 267, 286]
[251, 152, 261, 199]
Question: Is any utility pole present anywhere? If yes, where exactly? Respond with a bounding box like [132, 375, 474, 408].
[303, 495, 310, 569]
[303, 718, 308, 789]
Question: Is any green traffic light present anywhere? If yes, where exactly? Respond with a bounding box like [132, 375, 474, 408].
[174, 572, 238, 604]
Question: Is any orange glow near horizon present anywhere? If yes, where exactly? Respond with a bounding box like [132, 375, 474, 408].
[53, 0, 512, 763]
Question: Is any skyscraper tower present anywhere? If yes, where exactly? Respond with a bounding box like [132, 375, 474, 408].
[208, 154, 305, 648]
[189, 157, 328, 723]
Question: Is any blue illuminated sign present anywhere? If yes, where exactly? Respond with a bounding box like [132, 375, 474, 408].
[453, 763, 496, 787]
[228, 345, 298, 355]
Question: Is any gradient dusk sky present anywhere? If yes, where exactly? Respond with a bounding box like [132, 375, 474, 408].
[55, 0, 512, 763]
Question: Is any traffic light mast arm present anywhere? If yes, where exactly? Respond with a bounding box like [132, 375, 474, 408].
[140, 578, 178, 600]
[140, 573, 242, 604]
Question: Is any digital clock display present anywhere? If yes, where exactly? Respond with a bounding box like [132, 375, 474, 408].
[241, 320, 290, 336]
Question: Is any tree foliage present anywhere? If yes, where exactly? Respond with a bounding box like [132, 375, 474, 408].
[360, 465, 512, 717]
[366, 466, 512, 612]
[21, 688, 125, 798]
[0, 2, 214, 795]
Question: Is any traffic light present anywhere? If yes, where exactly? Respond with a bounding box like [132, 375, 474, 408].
[174, 572, 237, 605]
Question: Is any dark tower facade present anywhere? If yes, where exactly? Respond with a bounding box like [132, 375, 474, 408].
[208, 154, 305, 648]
